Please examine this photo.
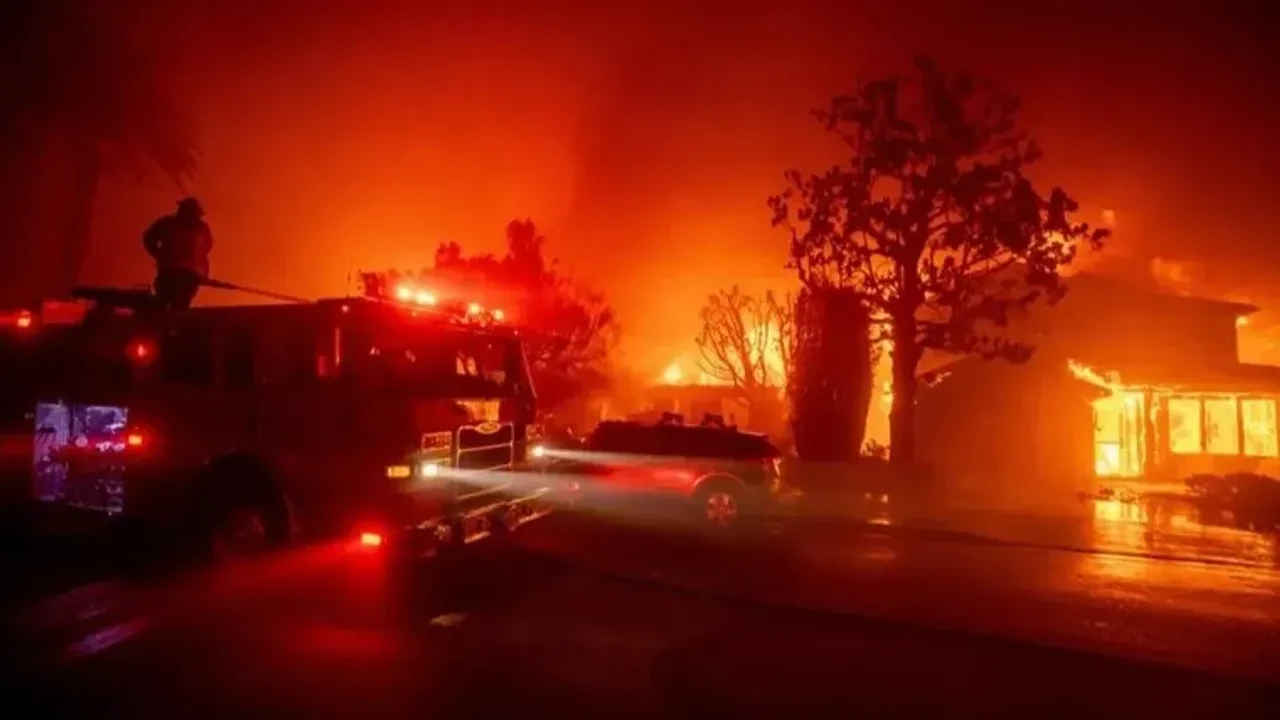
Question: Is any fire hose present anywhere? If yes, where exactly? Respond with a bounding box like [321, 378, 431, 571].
[199, 277, 309, 304]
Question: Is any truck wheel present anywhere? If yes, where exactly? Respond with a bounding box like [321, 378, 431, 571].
[693, 479, 745, 530]
[212, 504, 274, 559]
[198, 457, 291, 562]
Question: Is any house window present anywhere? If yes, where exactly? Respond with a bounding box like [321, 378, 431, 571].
[1203, 397, 1239, 455]
[1242, 398, 1279, 457]
[1167, 397, 1202, 454]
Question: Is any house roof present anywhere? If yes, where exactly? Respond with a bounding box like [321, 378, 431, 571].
[922, 354, 1280, 395]
[1074, 357, 1280, 394]
[989, 267, 1260, 316]
[1064, 272, 1260, 316]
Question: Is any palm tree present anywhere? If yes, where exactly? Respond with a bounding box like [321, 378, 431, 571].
[2, 0, 200, 297]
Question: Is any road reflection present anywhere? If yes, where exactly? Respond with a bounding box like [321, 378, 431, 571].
[1089, 497, 1278, 567]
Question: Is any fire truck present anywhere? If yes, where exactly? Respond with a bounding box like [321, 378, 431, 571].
[0, 282, 566, 561]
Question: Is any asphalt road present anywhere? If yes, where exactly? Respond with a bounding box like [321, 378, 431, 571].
[5, 510, 1280, 718]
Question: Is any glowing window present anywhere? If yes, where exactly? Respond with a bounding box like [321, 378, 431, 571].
[1204, 397, 1239, 455]
[1091, 391, 1143, 477]
[1241, 399, 1278, 457]
[1095, 442, 1123, 476]
[1167, 398, 1202, 454]
[457, 399, 501, 423]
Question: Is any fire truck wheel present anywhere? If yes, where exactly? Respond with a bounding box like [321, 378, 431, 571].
[197, 456, 291, 561]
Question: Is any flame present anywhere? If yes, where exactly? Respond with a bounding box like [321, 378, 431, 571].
[865, 332, 894, 447]
[661, 362, 684, 385]
[1068, 360, 1147, 478]
[878, 337, 894, 410]
[1066, 359, 1118, 390]
[659, 359, 733, 387]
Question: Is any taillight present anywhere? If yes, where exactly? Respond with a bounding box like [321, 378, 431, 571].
[359, 531, 384, 548]
[15, 311, 34, 329]
[126, 432, 146, 448]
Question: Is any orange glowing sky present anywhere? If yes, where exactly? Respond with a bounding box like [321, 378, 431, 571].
[17, 0, 1280, 373]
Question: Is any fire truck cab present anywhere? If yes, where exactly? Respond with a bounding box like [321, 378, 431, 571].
[0, 287, 560, 559]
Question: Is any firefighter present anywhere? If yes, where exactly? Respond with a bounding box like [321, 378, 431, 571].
[143, 197, 213, 310]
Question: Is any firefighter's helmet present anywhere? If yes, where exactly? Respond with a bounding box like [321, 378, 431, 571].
[176, 197, 204, 217]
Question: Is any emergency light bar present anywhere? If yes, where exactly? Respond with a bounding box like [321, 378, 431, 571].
[366, 279, 506, 326]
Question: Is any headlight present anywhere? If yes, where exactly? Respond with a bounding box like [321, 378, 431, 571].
[386, 464, 412, 479]
[419, 461, 442, 478]
[530, 444, 547, 459]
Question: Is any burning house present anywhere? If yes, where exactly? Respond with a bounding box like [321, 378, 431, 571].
[915, 273, 1280, 499]
[635, 382, 752, 428]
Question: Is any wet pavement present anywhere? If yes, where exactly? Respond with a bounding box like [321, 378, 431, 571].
[4, 503, 1279, 717]
[897, 497, 1280, 568]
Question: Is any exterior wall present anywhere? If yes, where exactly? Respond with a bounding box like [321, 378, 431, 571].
[916, 358, 1096, 504]
[1159, 451, 1280, 480]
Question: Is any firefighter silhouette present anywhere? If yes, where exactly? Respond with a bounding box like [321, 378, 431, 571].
[143, 197, 213, 310]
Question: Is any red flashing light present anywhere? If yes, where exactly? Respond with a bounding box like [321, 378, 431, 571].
[127, 340, 155, 362]
[15, 311, 34, 329]
[359, 531, 384, 548]
[126, 432, 145, 448]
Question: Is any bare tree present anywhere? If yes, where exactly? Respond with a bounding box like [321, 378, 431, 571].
[769, 58, 1108, 467]
[696, 286, 794, 418]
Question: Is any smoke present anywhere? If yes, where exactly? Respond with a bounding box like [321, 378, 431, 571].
[10, 1, 1280, 379]
[1149, 256, 1200, 295]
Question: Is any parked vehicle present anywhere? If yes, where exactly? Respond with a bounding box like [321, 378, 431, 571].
[536, 413, 796, 529]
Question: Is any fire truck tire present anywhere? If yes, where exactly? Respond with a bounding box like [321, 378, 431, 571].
[194, 455, 292, 559]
